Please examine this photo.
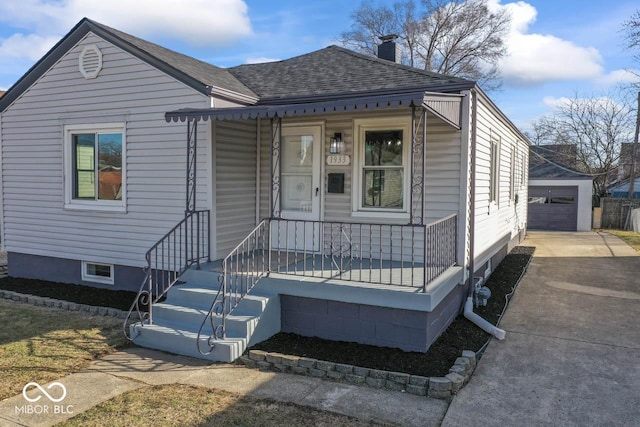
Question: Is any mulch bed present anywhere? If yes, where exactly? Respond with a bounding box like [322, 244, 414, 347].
[0, 277, 137, 311]
[0, 246, 534, 377]
[250, 245, 535, 377]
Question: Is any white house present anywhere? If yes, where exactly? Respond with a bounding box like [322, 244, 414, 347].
[0, 19, 529, 361]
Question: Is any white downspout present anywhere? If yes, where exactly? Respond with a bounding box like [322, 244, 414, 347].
[466, 88, 506, 341]
[464, 296, 506, 340]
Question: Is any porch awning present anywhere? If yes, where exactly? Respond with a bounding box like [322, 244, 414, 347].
[165, 91, 463, 129]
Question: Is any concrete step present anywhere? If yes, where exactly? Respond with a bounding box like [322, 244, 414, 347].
[152, 302, 259, 337]
[167, 286, 270, 314]
[131, 323, 245, 362]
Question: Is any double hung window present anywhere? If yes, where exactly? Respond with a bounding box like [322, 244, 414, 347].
[64, 123, 125, 211]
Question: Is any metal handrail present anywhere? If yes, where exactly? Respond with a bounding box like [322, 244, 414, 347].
[197, 218, 269, 354]
[123, 209, 210, 340]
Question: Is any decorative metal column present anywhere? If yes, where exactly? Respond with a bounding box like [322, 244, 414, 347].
[270, 116, 282, 218]
[186, 118, 198, 214]
[410, 106, 426, 225]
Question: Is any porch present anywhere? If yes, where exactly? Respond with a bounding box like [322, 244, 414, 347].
[125, 90, 468, 361]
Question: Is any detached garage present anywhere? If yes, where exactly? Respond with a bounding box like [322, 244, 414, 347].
[528, 162, 593, 232]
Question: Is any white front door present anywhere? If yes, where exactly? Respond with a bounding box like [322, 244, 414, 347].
[273, 125, 322, 251]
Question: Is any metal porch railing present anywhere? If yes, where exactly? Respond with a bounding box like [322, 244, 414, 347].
[197, 214, 457, 353]
[197, 219, 270, 354]
[123, 209, 210, 339]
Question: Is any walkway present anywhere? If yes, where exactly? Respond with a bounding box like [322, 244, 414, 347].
[2, 231, 639, 426]
[443, 231, 640, 426]
[1, 348, 448, 427]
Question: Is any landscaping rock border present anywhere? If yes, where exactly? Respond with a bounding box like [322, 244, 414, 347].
[238, 348, 477, 399]
[0, 289, 128, 318]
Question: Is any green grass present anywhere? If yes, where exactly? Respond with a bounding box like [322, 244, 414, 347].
[0, 300, 126, 400]
[606, 230, 640, 253]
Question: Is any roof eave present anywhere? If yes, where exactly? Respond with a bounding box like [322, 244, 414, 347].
[0, 18, 258, 112]
[256, 82, 476, 106]
[208, 86, 259, 105]
[0, 18, 91, 112]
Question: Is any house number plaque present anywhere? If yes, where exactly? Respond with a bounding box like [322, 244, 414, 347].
[326, 154, 350, 166]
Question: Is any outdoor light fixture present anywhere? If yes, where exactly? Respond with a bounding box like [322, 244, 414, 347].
[329, 132, 343, 154]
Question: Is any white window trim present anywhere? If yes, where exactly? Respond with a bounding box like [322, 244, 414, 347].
[509, 144, 516, 202]
[63, 123, 127, 212]
[352, 117, 411, 220]
[81, 261, 114, 285]
[489, 135, 500, 210]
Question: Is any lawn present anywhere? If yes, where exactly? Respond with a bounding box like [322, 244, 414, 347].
[59, 384, 380, 427]
[2, 300, 378, 425]
[606, 230, 640, 253]
[0, 300, 127, 400]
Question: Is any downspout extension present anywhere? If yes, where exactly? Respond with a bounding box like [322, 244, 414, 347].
[466, 88, 506, 340]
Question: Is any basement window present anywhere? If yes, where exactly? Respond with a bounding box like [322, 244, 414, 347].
[82, 261, 114, 285]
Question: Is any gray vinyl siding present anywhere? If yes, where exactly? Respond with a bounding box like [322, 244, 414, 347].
[0, 32, 211, 268]
[257, 110, 461, 226]
[473, 93, 528, 266]
[214, 119, 257, 259]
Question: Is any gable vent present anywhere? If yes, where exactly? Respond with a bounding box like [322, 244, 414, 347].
[79, 45, 103, 79]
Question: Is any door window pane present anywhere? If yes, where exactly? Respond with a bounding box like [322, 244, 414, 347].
[281, 134, 313, 212]
[528, 197, 548, 204]
[550, 197, 574, 204]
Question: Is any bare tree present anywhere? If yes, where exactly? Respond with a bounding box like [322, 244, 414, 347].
[530, 94, 636, 197]
[623, 9, 640, 63]
[339, 0, 510, 90]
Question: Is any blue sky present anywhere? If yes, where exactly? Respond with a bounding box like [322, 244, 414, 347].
[0, 0, 638, 132]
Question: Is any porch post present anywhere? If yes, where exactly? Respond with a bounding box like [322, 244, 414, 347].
[410, 106, 426, 225]
[270, 116, 282, 218]
[186, 118, 198, 214]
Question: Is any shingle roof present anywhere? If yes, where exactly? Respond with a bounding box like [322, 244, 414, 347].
[1, 19, 475, 112]
[529, 145, 591, 179]
[0, 18, 257, 111]
[229, 46, 474, 101]
[87, 20, 257, 99]
[529, 156, 591, 179]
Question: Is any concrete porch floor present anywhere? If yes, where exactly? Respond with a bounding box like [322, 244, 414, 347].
[203, 250, 446, 288]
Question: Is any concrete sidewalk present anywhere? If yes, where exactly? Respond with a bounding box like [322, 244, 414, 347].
[442, 231, 640, 426]
[0, 346, 449, 426]
[2, 231, 638, 426]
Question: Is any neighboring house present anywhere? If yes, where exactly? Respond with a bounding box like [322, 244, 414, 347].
[608, 177, 640, 199]
[529, 146, 593, 231]
[0, 18, 529, 361]
[0, 91, 5, 98]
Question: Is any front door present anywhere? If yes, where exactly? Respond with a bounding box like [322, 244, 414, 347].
[273, 125, 322, 251]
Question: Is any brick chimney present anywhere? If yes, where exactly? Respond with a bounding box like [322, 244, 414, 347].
[377, 34, 400, 63]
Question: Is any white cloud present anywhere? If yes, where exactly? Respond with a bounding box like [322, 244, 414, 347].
[597, 69, 640, 86]
[0, 0, 252, 47]
[245, 56, 280, 64]
[542, 95, 630, 113]
[0, 33, 59, 61]
[492, 1, 605, 86]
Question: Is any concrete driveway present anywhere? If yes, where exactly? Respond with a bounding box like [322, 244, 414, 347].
[443, 231, 640, 426]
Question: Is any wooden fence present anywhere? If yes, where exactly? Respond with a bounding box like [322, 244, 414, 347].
[600, 197, 640, 229]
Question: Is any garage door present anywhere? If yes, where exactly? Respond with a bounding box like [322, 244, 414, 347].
[528, 186, 578, 231]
